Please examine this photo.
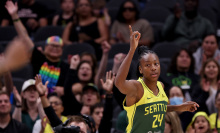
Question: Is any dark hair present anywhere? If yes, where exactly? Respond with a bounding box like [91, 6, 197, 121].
[80, 52, 97, 70]
[90, 102, 104, 115]
[0, 91, 9, 98]
[136, 46, 158, 77]
[48, 92, 63, 105]
[77, 61, 95, 83]
[202, 33, 219, 44]
[200, 58, 220, 80]
[60, 0, 75, 4]
[167, 48, 195, 74]
[73, 0, 94, 25]
[116, 0, 139, 23]
[167, 86, 185, 98]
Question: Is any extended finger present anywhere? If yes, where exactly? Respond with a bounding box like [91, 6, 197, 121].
[100, 79, 104, 86]
[129, 25, 133, 36]
[109, 71, 112, 79]
[45, 81, 49, 87]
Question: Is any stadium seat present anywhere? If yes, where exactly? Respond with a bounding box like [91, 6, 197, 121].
[33, 26, 64, 42]
[151, 42, 181, 58]
[12, 78, 25, 93]
[146, 0, 177, 10]
[0, 26, 17, 41]
[11, 64, 33, 80]
[150, 22, 164, 44]
[61, 43, 95, 63]
[140, 7, 171, 23]
[199, 8, 217, 28]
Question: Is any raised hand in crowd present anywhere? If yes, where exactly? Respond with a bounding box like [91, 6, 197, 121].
[35, 75, 49, 98]
[70, 54, 81, 70]
[100, 71, 115, 94]
[12, 87, 22, 122]
[13, 87, 22, 106]
[95, 41, 111, 88]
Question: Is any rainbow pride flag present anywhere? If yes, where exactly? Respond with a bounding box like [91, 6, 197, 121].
[39, 62, 61, 93]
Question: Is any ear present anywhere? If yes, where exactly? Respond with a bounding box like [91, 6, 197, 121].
[139, 66, 142, 74]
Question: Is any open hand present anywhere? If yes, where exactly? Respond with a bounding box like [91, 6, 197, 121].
[129, 25, 141, 50]
[100, 71, 115, 94]
[5, 1, 18, 16]
[35, 75, 49, 96]
[179, 101, 199, 112]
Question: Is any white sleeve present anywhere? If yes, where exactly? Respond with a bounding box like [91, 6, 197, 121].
[32, 119, 42, 133]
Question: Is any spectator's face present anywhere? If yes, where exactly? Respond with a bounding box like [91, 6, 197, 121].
[92, 107, 103, 126]
[77, 0, 92, 17]
[169, 86, 184, 99]
[49, 96, 63, 116]
[215, 93, 220, 110]
[23, 86, 39, 102]
[193, 116, 210, 133]
[0, 94, 11, 115]
[81, 55, 94, 67]
[61, 0, 75, 12]
[204, 61, 219, 80]
[202, 35, 218, 58]
[78, 63, 93, 82]
[82, 89, 98, 106]
[184, 0, 198, 12]
[44, 42, 63, 60]
[164, 122, 172, 133]
[122, 2, 136, 21]
[69, 122, 87, 133]
[176, 50, 191, 71]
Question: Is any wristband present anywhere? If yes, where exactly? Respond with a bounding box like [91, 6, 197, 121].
[16, 104, 22, 108]
[13, 18, 20, 22]
[39, 93, 45, 97]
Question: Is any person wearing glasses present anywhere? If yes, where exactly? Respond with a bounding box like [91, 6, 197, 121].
[32, 93, 68, 133]
[110, 0, 154, 46]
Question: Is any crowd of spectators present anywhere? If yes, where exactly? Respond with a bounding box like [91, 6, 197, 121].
[0, 0, 220, 133]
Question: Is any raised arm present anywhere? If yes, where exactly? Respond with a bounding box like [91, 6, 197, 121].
[12, 87, 22, 122]
[5, 1, 34, 50]
[114, 25, 141, 95]
[94, 41, 111, 89]
[35, 75, 62, 127]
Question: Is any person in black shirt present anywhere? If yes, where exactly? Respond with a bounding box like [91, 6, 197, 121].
[6, 1, 69, 95]
[0, 91, 31, 133]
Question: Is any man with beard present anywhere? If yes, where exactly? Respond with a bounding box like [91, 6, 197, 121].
[0, 91, 31, 133]
[162, 0, 215, 49]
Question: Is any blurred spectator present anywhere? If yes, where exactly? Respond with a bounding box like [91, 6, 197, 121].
[2, 0, 51, 35]
[186, 111, 212, 133]
[35, 75, 90, 133]
[209, 90, 220, 133]
[162, 0, 215, 48]
[160, 48, 200, 101]
[168, 86, 195, 132]
[192, 58, 220, 114]
[32, 93, 68, 133]
[193, 34, 220, 75]
[12, 79, 45, 131]
[62, 0, 108, 60]
[110, 0, 153, 46]
[80, 52, 97, 70]
[90, 103, 104, 132]
[164, 112, 183, 133]
[6, 1, 69, 95]
[0, 91, 31, 133]
[52, 0, 75, 27]
[92, 0, 111, 27]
